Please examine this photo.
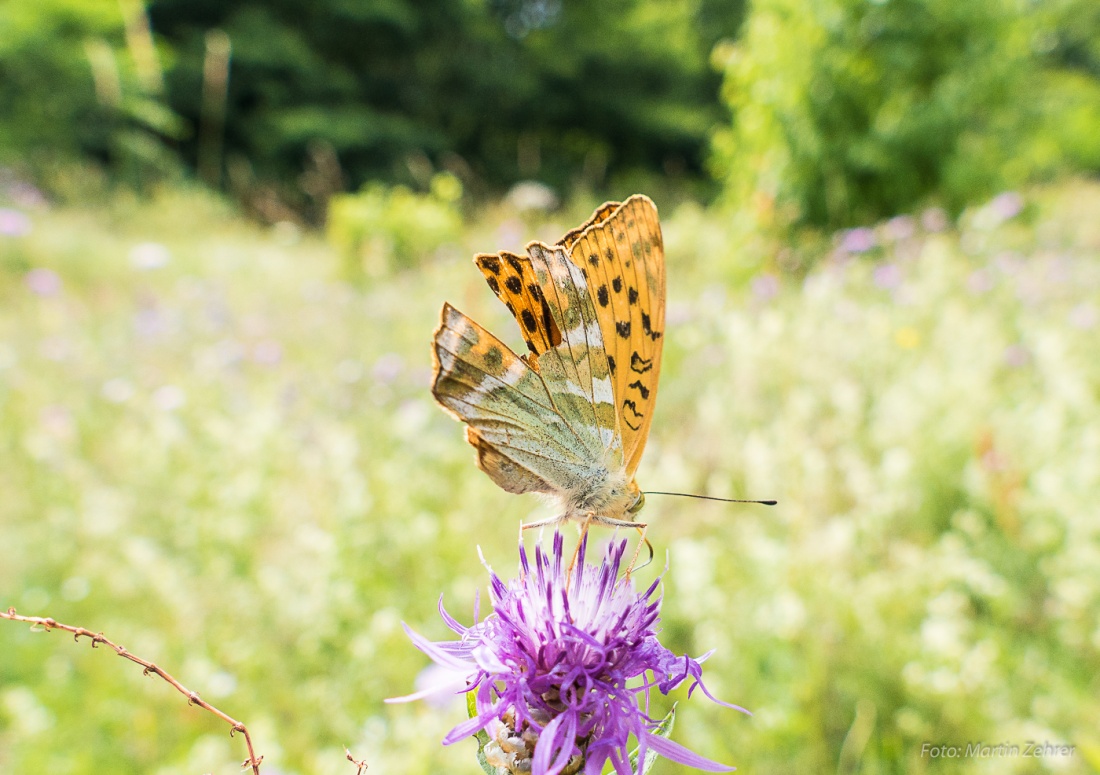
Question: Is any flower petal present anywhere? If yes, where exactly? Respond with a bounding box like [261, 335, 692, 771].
[642, 731, 735, 772]
[532, 711, 578, 775]
[401, 623, 477, 672]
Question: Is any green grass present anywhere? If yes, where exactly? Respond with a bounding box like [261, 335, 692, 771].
[1, 181, 1098, 774]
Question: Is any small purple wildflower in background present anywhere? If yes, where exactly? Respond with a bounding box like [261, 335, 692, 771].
[839, 227, 876, 254]
[9, 181, 47, 209]
[1003, 344, 1031, 368]
[25, 267, 61, 296]
[0, 208, 31, 237]
[872, 263, 903, 290]
[884, 215, 916, 242]
[391, 532, 746, 775]
[750, 273, 779, 301]
[988, 192, 1024, 223]
[252, 339, 284, 366]
[372, 353, 404, 384]
[967, 269, 996, 295]
[920, 207, 949, 233]
[497, 219, 525, 251]
[1069, 303, 1097, 330]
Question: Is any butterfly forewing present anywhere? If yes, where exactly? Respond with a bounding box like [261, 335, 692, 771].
[474, 251, 561, 356]
[560, 195, 665, 477]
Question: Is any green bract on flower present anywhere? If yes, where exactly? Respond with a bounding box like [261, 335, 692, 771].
[390, 532, 747, 775]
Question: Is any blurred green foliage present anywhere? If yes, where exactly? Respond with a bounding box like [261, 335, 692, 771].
[0, 0, 186, 186]
[713, 0, 1100, 232]
[147, 0, 743, 200]
[0, 0, 118, 167]
[326, 172, 464, 275]
[1, 179, 1098, 773]
[5, 0, 1100, 227]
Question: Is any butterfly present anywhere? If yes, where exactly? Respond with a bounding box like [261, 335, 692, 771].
[431, 195, 665, 531]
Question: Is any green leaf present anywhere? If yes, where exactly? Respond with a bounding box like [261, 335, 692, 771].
[468, 689, 505, 775]
[630, 704, 677, 775]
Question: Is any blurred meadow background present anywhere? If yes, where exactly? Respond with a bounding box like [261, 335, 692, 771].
[2, 0, 1100, 774]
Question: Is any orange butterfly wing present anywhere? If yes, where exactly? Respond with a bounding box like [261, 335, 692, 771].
[559, 195, 665, 477]
[474, 251, 561, 359]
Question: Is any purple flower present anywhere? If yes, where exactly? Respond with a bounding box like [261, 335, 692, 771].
[989, 192, 1024, 222]
[884, 215, 916, 242]
[839, 227, 876, 254]
[750, 273, 779, 301]
[0, 208, 31, 237]
[872, 263, 903, 290]
[966, 269, 995, 294]
[1069, 303, 1097, 330]
[1003, 344, 1031, 368]
[920, 207, 949, 233]
[391, 533, 746, 775]
[25, 267, 61, 296]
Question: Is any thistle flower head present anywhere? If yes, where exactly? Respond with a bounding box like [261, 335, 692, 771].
[392, 532, 747, 775]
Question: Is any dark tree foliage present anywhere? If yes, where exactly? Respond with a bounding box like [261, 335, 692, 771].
[149, 0, 745, 196]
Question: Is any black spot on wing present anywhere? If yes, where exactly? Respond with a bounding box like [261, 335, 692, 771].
[588, 253, 599, 267]
[505, 254, 524, 273]
[612, 276, 622, 293]
[622, 399, 642, 431]
[630, 352, 653, 373]
[540, 301, 555, 340]
[521, 309, 538, 332]
[628, 380, 650, 399]
[597, 285, 609, 307]
[487, 276, 501, 294]
[607, 355, 616, 375]
[615, 321, 631, 339]
[505, 276, 523, 294]
[482, 256, 501, 275]
[628, 287, 638, 304]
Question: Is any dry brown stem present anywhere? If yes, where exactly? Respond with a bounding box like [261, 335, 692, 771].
[1, 606, 263, 774]
[345, 747, 369, 774]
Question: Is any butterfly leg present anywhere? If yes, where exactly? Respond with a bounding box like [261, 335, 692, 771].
[567, 512, 596, 578]
[624, 523, 654, 578]
[584, 515, 650, 578]
[519, 514, 567, 531]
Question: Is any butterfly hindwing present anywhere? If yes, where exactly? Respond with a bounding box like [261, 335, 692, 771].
[431, 303, 606, 496]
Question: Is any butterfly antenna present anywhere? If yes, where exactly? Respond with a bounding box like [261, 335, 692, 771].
[643, 491, 777, 506]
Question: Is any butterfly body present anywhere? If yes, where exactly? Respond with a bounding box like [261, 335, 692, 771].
[432, 195, 664, 528]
